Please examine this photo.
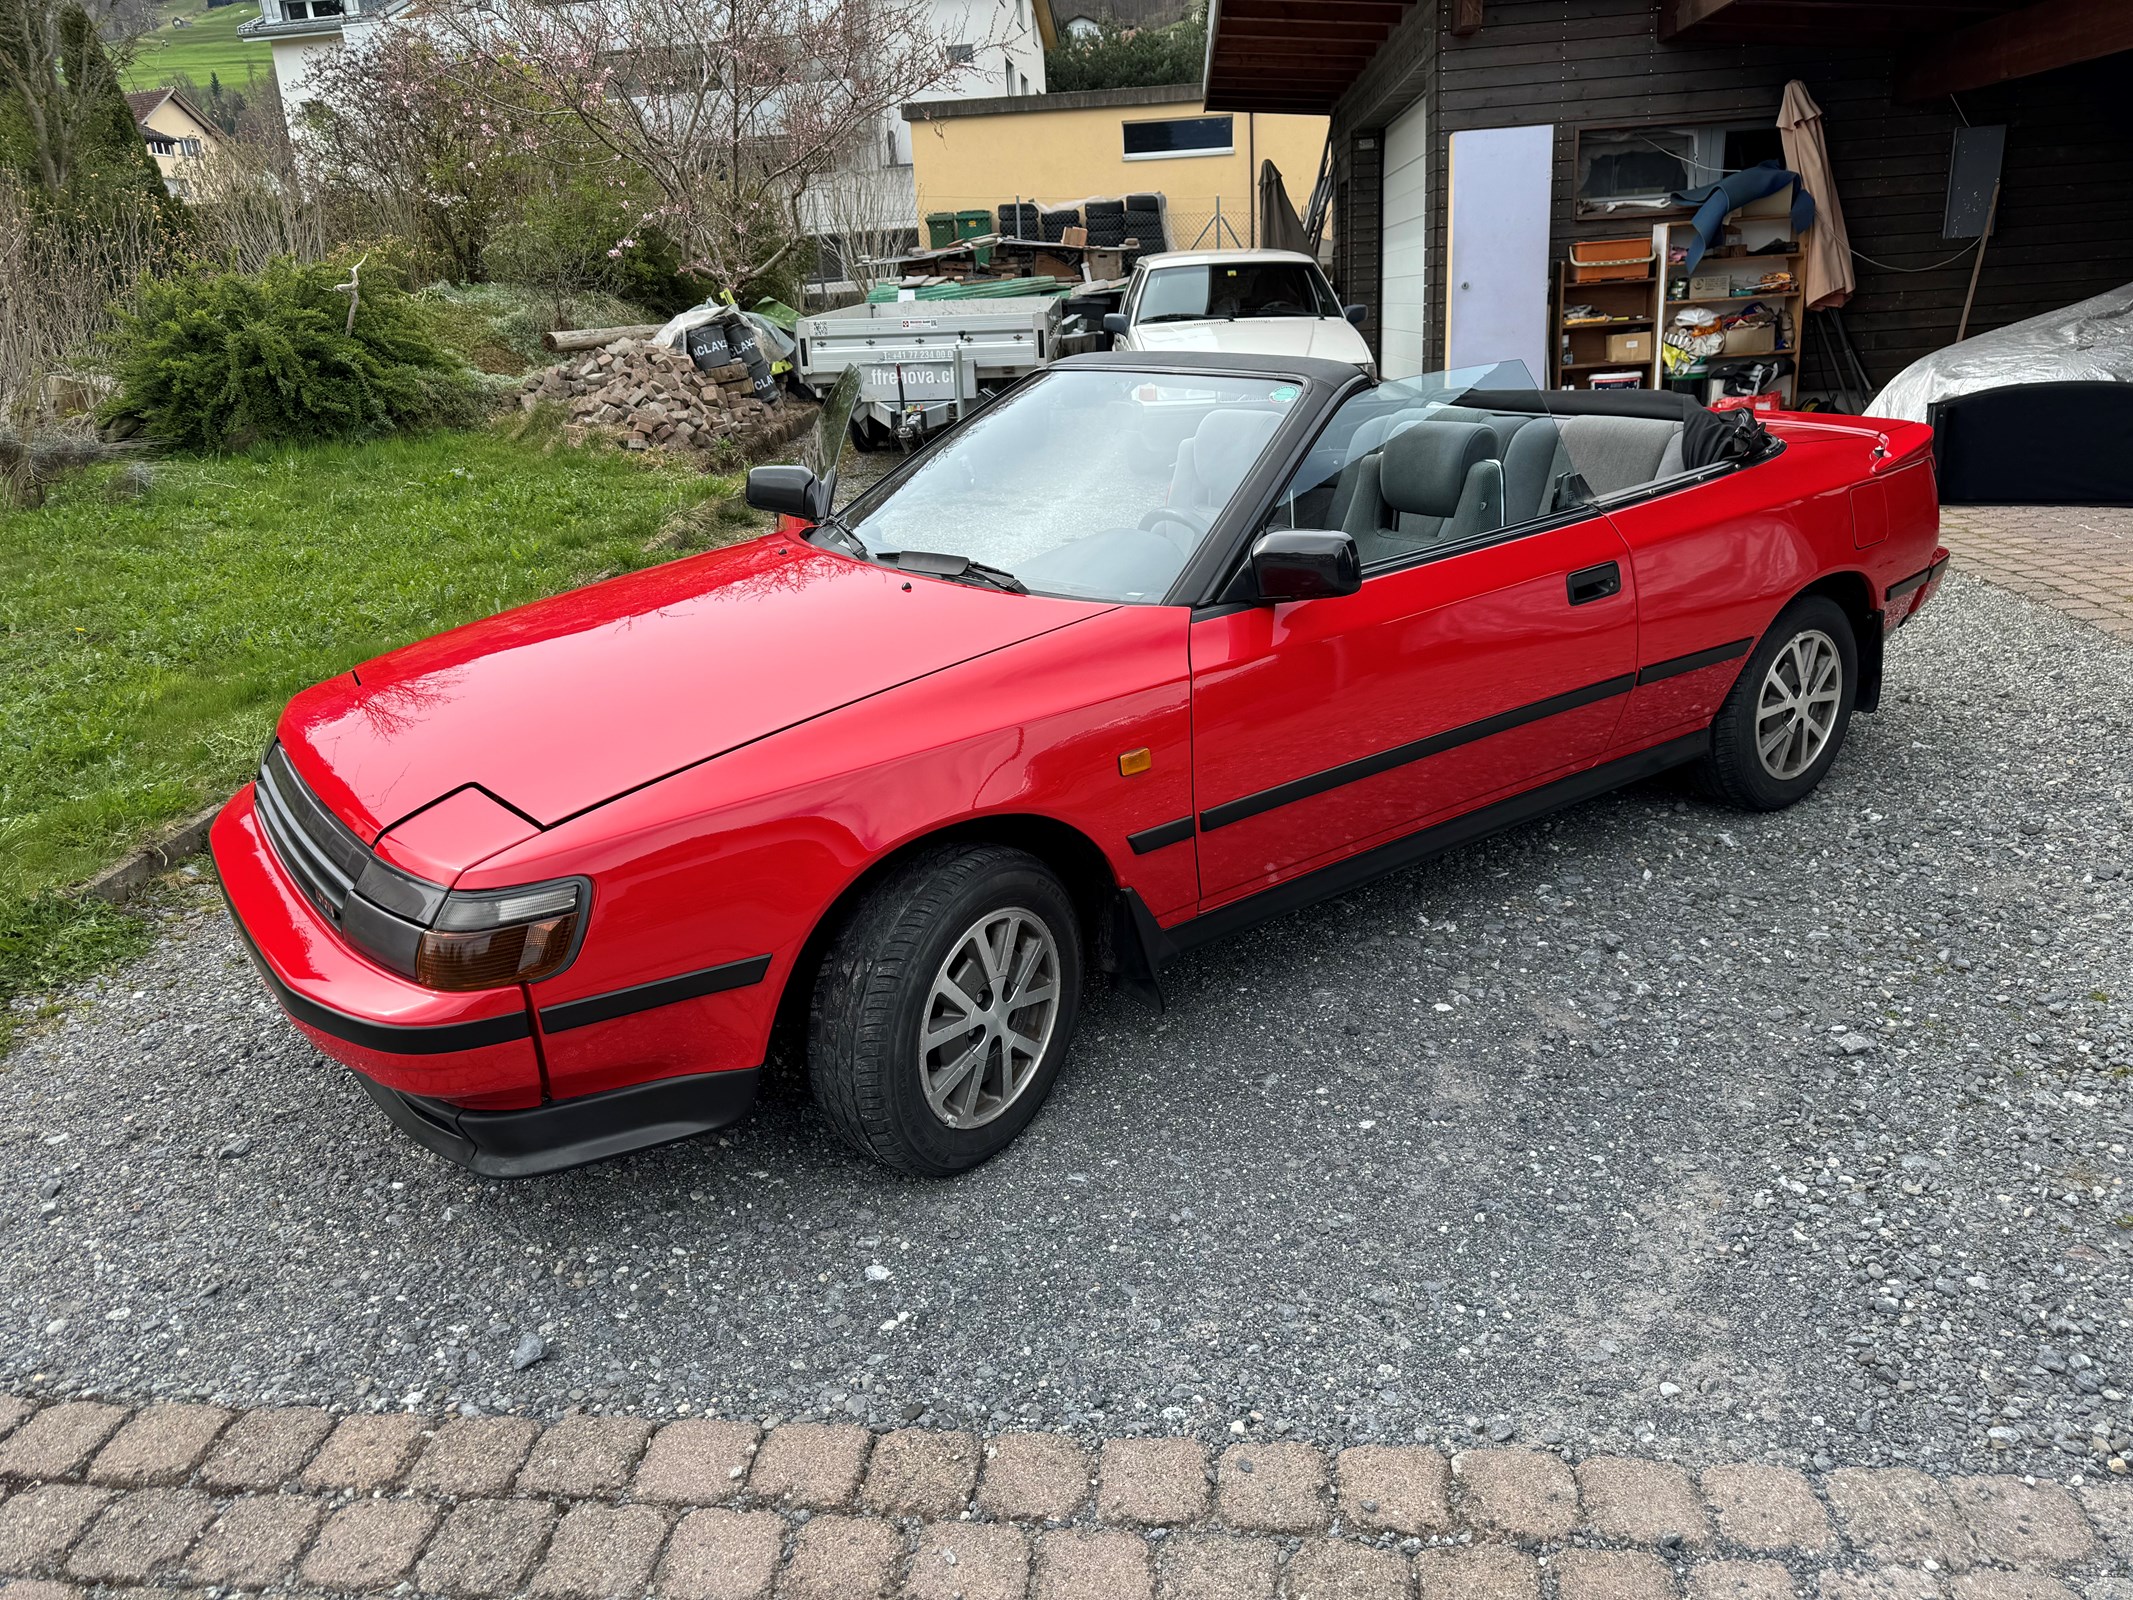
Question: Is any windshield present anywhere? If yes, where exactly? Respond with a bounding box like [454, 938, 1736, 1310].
[1136, 262, 1336, 324]
[834, 368, 1306, 603]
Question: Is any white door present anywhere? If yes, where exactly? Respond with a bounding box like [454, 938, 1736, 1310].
[1445, 124, 1553, 383]
[1378, 102, 1429, 380]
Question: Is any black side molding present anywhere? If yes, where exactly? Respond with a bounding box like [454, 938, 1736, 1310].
[538, 955, 773, 1035]
[1128, 730, 1709, 972]
[1198, 673, 1637, 833]
[1127, 817, 1195, 855]
[1885, 556, 1947, 603]
[222, 889, 532, 1055]
[360, 1067, 761, 1179]
[1636, 638, 1753, 685]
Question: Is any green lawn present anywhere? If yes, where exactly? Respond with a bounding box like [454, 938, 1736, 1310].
[123, 0, 274, 95]
[0, 425, 749, 1041]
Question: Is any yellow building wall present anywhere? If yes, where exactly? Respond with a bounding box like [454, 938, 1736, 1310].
[906, 99, 1329, 251]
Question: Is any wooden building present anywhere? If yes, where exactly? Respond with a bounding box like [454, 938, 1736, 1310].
[1203, 0, 2133, 401]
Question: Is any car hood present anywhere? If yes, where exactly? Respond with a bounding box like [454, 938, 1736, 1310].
[279, 539, 1109, 845]
[1130, 317, 1373, 367]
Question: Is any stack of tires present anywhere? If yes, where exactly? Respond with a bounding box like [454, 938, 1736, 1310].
[1084, 198, 1127, 248]
[721, 312, 780, 405]
[1040, 207, 1079, 243]
[1123, 194, 1164, 249]
[997, 202, 1040, 239]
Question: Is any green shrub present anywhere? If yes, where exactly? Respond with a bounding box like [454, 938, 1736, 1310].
[101, 256, 482, 450]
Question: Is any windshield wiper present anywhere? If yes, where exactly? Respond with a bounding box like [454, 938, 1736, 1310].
[881, 549, 1027, 594]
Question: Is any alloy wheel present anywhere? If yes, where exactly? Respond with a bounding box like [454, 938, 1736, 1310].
[1755, 627, 1843, 781]
[918, 907, 1061, 1129]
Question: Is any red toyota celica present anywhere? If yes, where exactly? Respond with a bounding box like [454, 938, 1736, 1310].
[212, 353, 1946, 1178]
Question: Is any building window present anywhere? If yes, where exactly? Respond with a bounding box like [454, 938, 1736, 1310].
[1123, 115, 1233, 161]
[946, 42, 975, 63]
[1573, 122, 1784, 217]
[1064, 14, 1100, 38]
[180, 137, 202, 157]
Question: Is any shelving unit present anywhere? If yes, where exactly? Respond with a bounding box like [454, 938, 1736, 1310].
[1550, 256, 1660, 391]
[1650, 206, 1809, 407]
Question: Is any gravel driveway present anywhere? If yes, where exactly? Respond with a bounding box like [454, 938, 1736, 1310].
[3, 574, 2129, 1483]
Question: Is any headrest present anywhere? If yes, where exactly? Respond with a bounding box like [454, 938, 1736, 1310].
[1380, 421, 1495, 517]
[1191, 409, 1281, 502]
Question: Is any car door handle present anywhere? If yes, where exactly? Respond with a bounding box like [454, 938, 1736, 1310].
[1567, 562, 1622, 606]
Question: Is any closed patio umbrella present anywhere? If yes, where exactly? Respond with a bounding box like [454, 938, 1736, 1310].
[1778, 80, 1855, 311]
[1258, 160, 1310, 255]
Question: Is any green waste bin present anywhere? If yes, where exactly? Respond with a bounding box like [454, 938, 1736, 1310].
[954, 209, 993, 266]
[925, 212, 959, 250]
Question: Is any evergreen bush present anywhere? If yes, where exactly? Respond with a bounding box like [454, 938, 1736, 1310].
[101, 256, 482, 450]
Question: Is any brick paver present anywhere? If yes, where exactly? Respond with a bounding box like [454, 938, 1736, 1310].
[1580, 1456, 1711, 1547]
[656, 1507, 783, 1600]
[417, 1498, 557, 1597]
[779, 1513, 900, 1600]
[0, 1406, 128, 1483]
[195, 1406, 332, 1492]
[859, 1428, 979, 1517]
[1216, 1440, 1325, 1533]
[1827, 1468, 1972, 1571]
[517, 1414, 653, 1497]
[1703, 1463, 1834, 1554]
[745, 1422, 869, 1510]
[1158, 1531, 1279, 1600]
[83, 1406, 230, 1489]
[1099, 1437, 1209, 1526]
[905, 1521, 1028, 1600]
[1944, 1476, 2095, 1569]
[1034, 1528, 1152, 1600]
[978, 1431, 1089, 1522]
[0, 1391, 2124, 1600]
[301, 1411, 430, 1493]
[1939, 506, 2133, 639]
[182, 1494, 324, 1587]
[409, 1416, 545, 1498]
[636, 1418, 759, 1504]
[534, 1503, 670, 1600]
[1453, 1450, 1578, 1540]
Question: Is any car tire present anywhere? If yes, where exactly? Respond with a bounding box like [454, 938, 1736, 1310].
[808, 845, 1083, 1176]
[1696, 594, 1858, 810]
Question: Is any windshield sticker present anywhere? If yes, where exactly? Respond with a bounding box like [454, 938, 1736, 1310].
[1271, 385, 1300, 404]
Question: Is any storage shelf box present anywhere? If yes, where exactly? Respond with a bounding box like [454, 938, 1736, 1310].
[1571, 238, 1656, 283]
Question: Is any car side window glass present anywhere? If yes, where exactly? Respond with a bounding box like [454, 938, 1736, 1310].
[1259, 369, 1600, 572]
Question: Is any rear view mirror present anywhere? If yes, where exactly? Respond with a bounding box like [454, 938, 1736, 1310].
[1102, 312, 1129, 338]
[745, 465, 827, 521]
[1343, 304, 1367, 327]
[1251, 530, 1360, 602]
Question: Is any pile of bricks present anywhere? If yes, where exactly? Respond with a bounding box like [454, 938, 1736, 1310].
[516, 340, 784, 456]
[0, 1394, 2126, 1600]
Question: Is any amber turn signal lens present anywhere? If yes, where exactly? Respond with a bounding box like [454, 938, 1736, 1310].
[414, 912, 580, 992]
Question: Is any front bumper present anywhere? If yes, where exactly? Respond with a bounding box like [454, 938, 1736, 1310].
[360, 1067, 761, 1178]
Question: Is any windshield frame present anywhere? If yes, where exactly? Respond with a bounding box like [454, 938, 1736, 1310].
[823, 357, 1363, 608]
[1131, 259, 1342, 326]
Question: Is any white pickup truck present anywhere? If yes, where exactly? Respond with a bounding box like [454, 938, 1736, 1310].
[1102, 249, 1375, 377]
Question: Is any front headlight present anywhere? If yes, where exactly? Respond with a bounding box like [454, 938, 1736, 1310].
[414, 879, 587, 992]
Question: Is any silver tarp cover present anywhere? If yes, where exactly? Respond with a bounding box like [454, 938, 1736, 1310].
[1869, 281, 2133, 422]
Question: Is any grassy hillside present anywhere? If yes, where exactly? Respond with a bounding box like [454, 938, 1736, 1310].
[123, 0, 274, 95]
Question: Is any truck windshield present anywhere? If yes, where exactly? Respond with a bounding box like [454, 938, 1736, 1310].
[1137, 262, 1335, 324]
[835, 368, 1304, 603]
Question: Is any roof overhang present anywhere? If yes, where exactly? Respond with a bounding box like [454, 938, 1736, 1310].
[1202, 0, 1417, 116]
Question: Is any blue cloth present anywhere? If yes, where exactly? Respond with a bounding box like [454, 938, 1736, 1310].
[1672, 160, 1816, 273]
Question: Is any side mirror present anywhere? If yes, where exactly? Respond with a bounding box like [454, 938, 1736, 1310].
[745, 464, 827, 521]
[1102, 312, 1129, 338]
[1342, 303, 1368, 327]
[1252, 529, 1361, 602]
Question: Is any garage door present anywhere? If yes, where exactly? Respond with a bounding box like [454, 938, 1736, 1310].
[1379, 101, 1429, 380]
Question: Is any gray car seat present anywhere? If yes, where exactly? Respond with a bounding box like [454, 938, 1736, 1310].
[1167, 409, 1282, 531]
[1341, 420, 1505, 563]
[1554, 415, 1687, 497]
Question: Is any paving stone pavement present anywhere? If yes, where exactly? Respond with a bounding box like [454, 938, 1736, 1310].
[0, 1396, 2125, 1598]
[1939, 506, 2133, 639]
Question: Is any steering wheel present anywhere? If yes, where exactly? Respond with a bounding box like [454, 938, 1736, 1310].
[1138, 505, 1211, 539]
[1258, 300, 1303, 314]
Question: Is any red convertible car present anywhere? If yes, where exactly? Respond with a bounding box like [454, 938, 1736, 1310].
[212, 353, 1945, 1178]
